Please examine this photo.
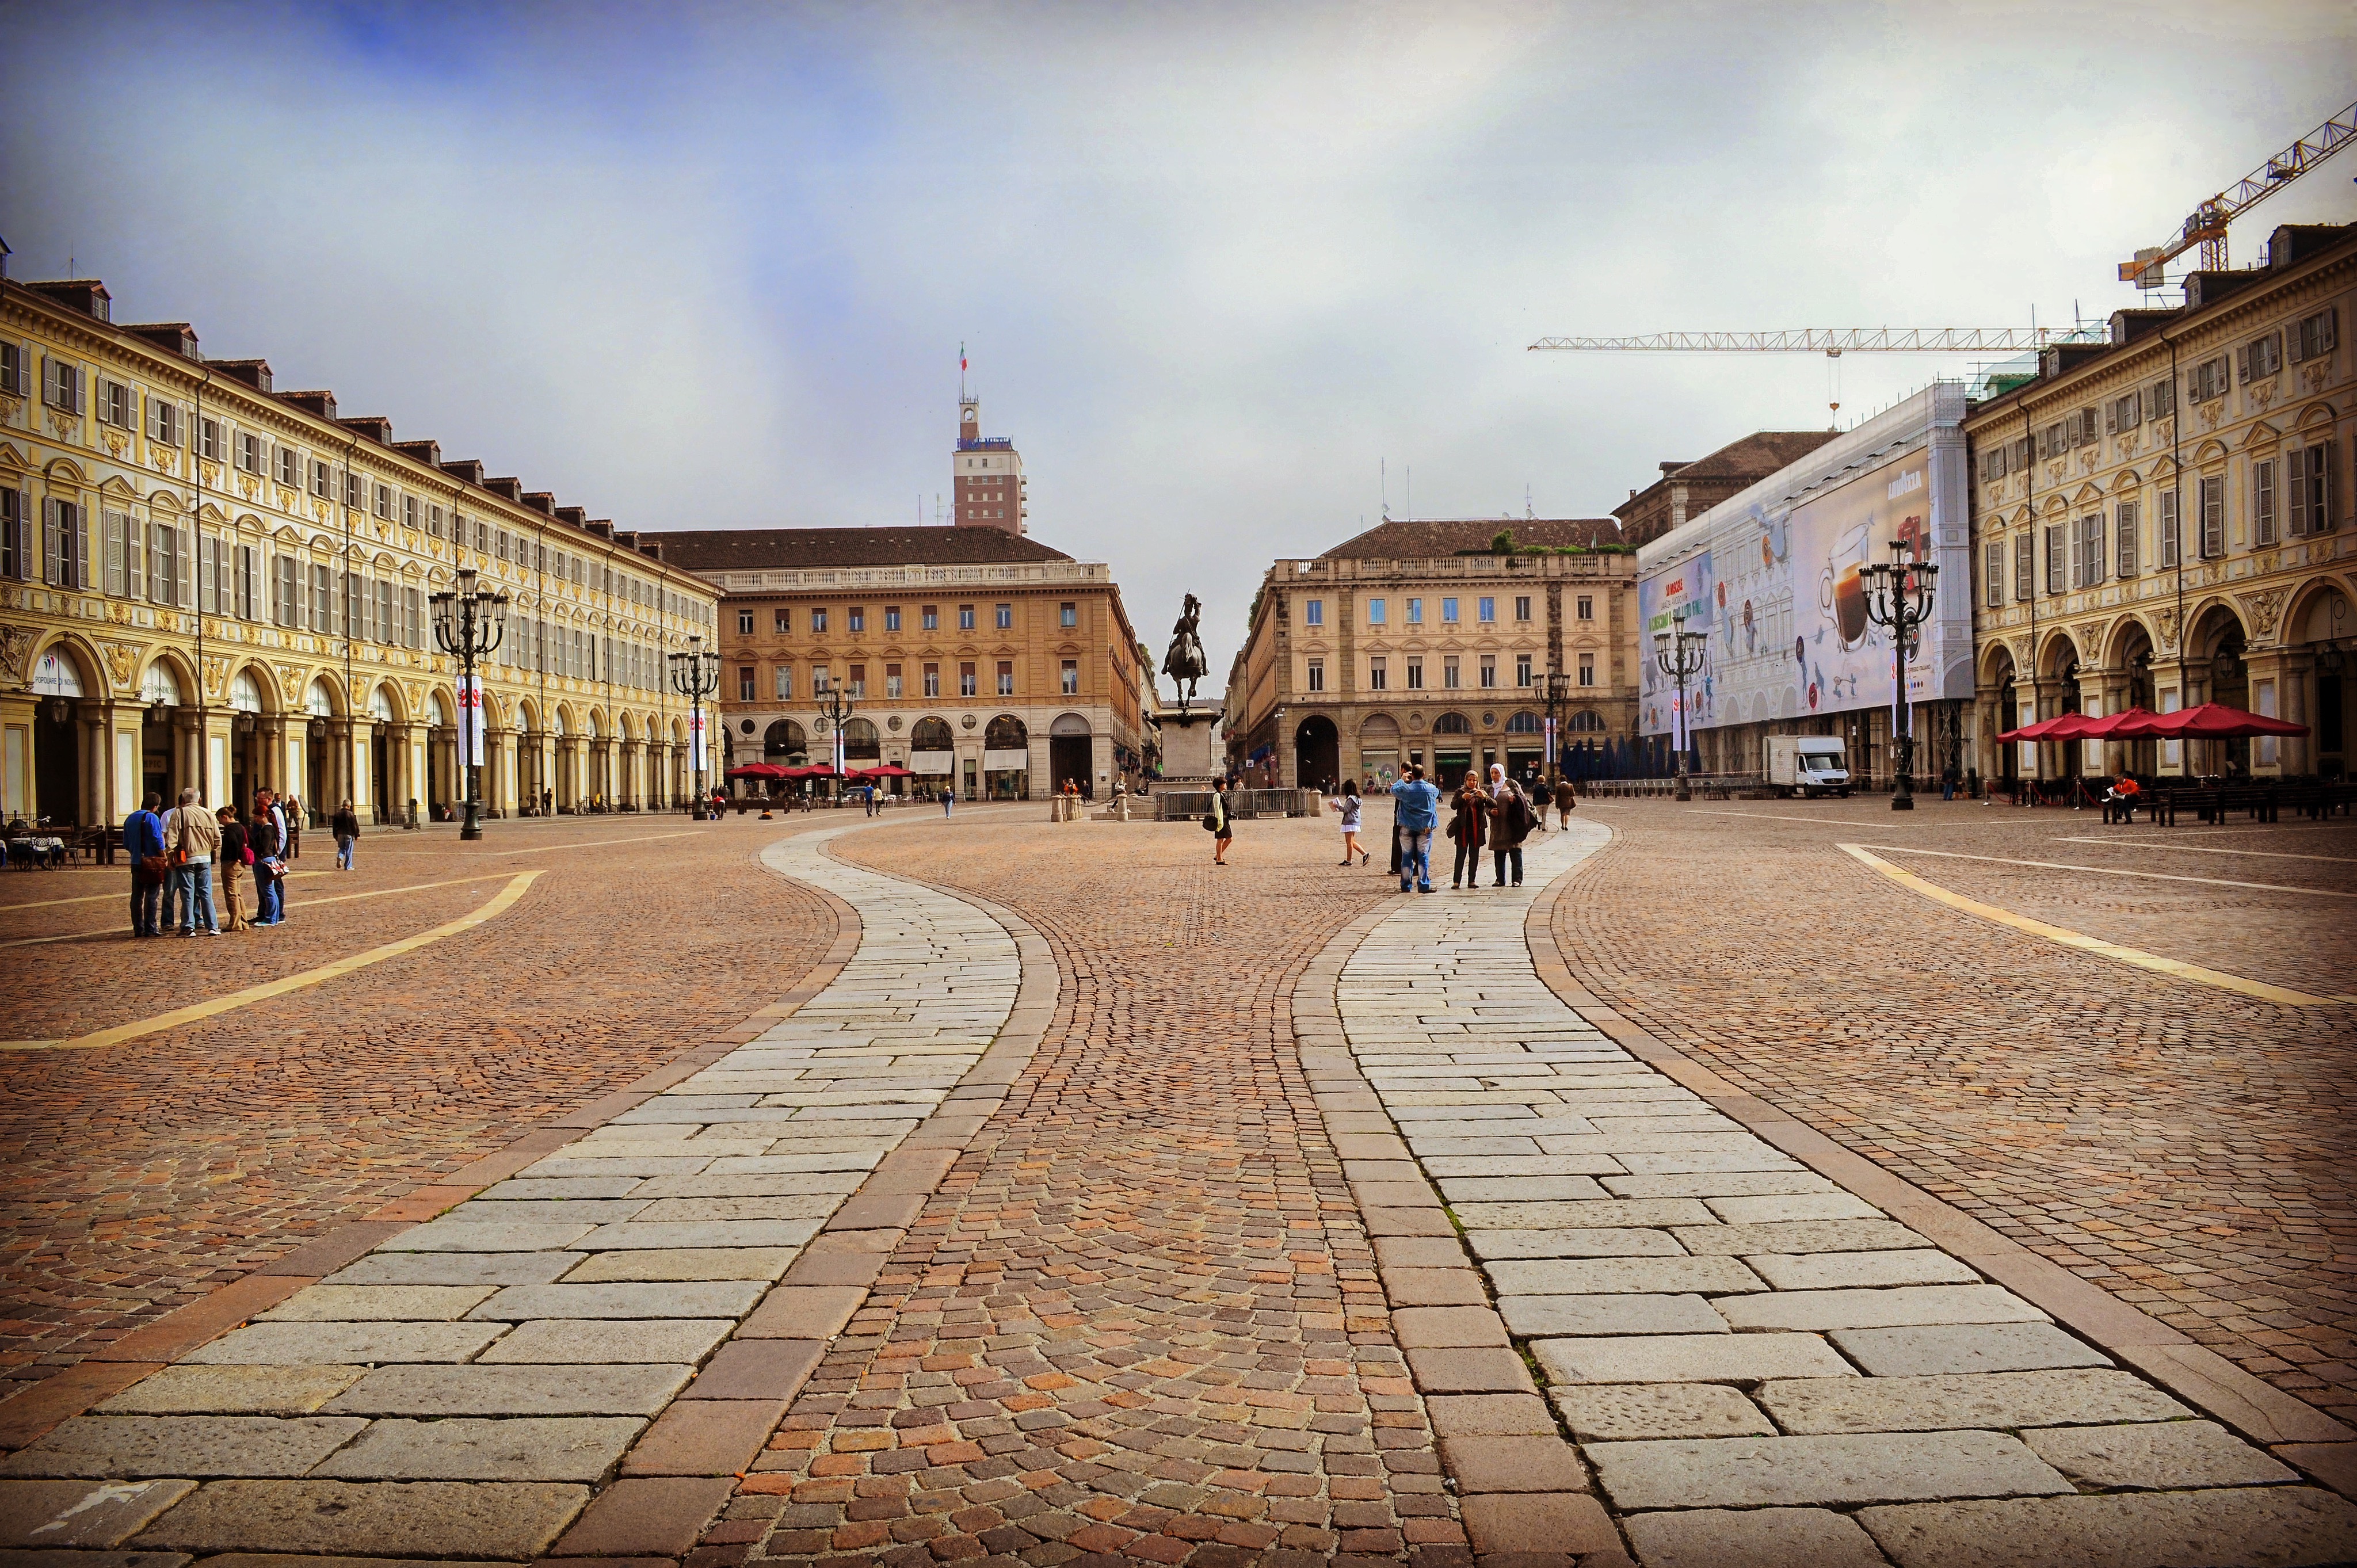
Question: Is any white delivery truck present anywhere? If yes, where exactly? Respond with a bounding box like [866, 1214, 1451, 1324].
[1764, 736, 1851, 798]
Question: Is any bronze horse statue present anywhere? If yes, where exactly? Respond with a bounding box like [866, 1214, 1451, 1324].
[1163, 593, 1208, 711]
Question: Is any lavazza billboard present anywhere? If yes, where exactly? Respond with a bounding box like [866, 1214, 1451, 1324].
[1638, 384, 1976, 742]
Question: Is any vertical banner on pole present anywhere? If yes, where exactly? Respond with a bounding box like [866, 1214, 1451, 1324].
[1544, 716, 1557, 775]
[457, 676, 486, 761]
[688, 709, 707, 773]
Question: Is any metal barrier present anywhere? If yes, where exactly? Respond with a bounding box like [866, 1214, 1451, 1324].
[1153, 788, 1319, 821]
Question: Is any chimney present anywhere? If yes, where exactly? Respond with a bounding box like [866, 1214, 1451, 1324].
[393, 438, 442, 467]
[213, 358, 273, 393]
[26, 280, 110, 321]
[281, 390, 338, 420]
[336, 415, 393, 444]
[123, 322, 201, 360]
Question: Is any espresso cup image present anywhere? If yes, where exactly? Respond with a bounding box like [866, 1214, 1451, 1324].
[1835, 564, 1869, 644]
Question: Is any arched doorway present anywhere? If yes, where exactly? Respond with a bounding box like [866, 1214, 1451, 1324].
[1292, 715, 1337, 793]
[764, 719, 808, 765]
[368, 684, 397, 823]
[842, 717, 882, 768]
[911, 716, 954, 793]
[1988, 646, 2020, 784]
[1431, 711, 1474, 790]
[1504, 711, 1544, 784]
[1357, 715, 1400, 787]
[2041, 636, 2083, 780]
[1052, 713, 1095, 797]
[983, 715, 1029, 799]
[302, 678, 338, 822]
[2108, 621, 2157, 779]
[2199, 611, 2251, 778]
[2301, 590, 2352, 779]
[29, 648, 89, 826]
[428, 689, 456, 820]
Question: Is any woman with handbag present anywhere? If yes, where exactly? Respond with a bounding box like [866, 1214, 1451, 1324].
[1205, 778, 1234, 865]
[216, 804, 251, 933]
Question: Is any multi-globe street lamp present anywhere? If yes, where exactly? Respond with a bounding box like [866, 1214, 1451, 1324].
[1652, 612, 1707, 802]
[1538, 669, 1577, 787]
[429, 567, 509, 841]
[668, 635, 722, 821]
[812, 682, 857, 799]
[1862, 540, 1940, 812]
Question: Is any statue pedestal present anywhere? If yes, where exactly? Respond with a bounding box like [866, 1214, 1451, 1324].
[1157, 704, 1223, 780]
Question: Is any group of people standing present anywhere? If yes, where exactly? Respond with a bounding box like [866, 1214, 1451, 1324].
[123, 789, 314, 937]
[1329, 766, 1574, 894]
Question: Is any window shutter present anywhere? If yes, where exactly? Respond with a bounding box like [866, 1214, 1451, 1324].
[2104, 402, 2116, 436]
[2324, 307, 2340, 357]
[2235, 344, 2250, 384]
[9, 489, 27, 581]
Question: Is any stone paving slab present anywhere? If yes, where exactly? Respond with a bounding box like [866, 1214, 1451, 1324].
[1588, 1429, 2072, 1510]
[128, 1479, 589, 1556]
[319, 1364, 693, 1417]
[0, 1479, 194, 1548]
[181, 1323, 505, 1366]
[1550, 1381, 1776, 1441]
[2020, 1418, 2302, 1489]
[255, 1285, 497, 1322]
[1855, 1486, 2357, 1567]
[0, 1416, 365, 1479]
[475, 1319, 735, 1365]
[1759, 1368, 2191, 1434]
[467, 1282, 767, 1320]
[1830, 1322, 2112, 1377]
[94, 1367, 364, 1417]
[1623, 1505, 1892, 1568]
[311, 1416, 644, 1481]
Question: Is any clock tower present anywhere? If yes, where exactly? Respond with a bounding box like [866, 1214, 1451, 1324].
[952, 394, 1027, 535]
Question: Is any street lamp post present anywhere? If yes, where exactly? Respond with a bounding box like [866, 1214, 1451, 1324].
[812, 683, 856, 802]
[1652, 613, 1707, 802]
[669, 635, 722, 820]
[1862, 540, 1940, 812]
[429, 567, 509, 842]
[1538, 669, 1576, 788]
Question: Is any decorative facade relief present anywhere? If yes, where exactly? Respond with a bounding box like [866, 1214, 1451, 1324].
[99, 641, 139, 690]
[2239, 587, 2289, 640]
[0, 624, 35, 684]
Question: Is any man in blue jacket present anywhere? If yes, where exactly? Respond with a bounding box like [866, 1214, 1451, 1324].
[123, 791, 166, 938]
[1390, 765, 1440, 894]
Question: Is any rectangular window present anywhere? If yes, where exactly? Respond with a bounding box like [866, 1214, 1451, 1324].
[310, 460, 329, 499]
[102, 510, 131, 597]
[813, 666, 832, 694]
[738, 609, 755, 635]
[738, 667, 755, 701]
[775, 666, 792, 701]
[1441, 597, 1459, 624]
[1479, 654, 1497, 688]
[1060, 659, 1078, 696]
[773, 608, 790, 633]
[0, 490, 21, 582]
[2108, 392, 2141, 435]
[271, 555, 297, 627]
[848, 606, 865, 632]
[2045, 524, 2065, 596]
[2199, 474, 2226, 558]
[1444, 656, 1461, 690]
[996, 660, 1014, 696]
[402, 494, 418, 528]
[810, 608, 828, 633]
[44, 358, 83, 414]
[2237, 331, 2283, 383]
[1059, 601, 1076, 628]
[2013, 532, 2033, 601]
[886, 663, 903, 699]
[1367, 597, 1386, 625]
[995, 602, 1013, 630]
[2145, 376, 2176, 422]
[269, 445, 294, 486]
[2189, 356, 2229, 403]
[2253, 458, 2278, 546]
[2288, 444, 2337, 536]
[378, 579, 395, 646]
[2116, 501, 2138, 577]
[1984, 540, 2004, 607]
[1368, 656, 1387, 692]
[197, 417, 222, 461]
[1516, 653, 1533, 686]
[959, 604, 975, 631]
[1406, 597, 1422, 624]
[2291, 307, 2337, 364]
[2077, 513, 2105, 588]
[405, 585, 422, 648]
[886, 606, 902, 632]
[1307, 657, 1326, 692]
[1578, 654, 1596, 687]
[97, 378, 134, 429]
[960, 662, 977, 697]
[924, 662, 941, 697]
[1514, 596, 1532, 623]
[1478, 597, 1496, 623]
[372, 483, 391, 519]
[1576, 595, 1593, 621]
[849, 663, 867, 698]
[0, 342, 21, 397]
[922, 604, 939, 630]
[154, 524, 186, 607]
[2160, 490, 2181, 567]
[147, 396, 180, 447]
[1405, 657, 1424, 690]
[1303, 598, 1323, 627]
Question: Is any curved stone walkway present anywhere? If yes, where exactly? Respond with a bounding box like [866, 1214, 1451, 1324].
[1319, 818, 2357, 1567]
[0, 823, 1025, 1559]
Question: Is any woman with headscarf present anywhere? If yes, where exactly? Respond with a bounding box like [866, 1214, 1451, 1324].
[1485, 763, 1531, 888]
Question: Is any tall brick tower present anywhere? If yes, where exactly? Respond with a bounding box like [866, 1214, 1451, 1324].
[953, 395, 1027, 535]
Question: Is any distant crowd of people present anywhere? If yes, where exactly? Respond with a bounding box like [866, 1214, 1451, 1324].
[1199, 767, 1577, 888]
[121, 788, 362, 937]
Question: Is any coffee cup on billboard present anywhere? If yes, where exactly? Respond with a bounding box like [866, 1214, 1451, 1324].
[1820, 522, 1875, 650]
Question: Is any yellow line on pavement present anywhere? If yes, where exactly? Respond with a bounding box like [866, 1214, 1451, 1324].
[5, 871, 547, 1052]
[1855, 843, 2357, 900]
[1837, 843, 2351, 1007]
[2051, 837, 2357, 865]
[0, 873, 522, 951]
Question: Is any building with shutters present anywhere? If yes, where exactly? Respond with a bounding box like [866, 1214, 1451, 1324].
[1964, 223, 2356, 784]
[0, 272, 720, 830]
[1226, 517, 1636, 792]
[662, 524, 1154, 800]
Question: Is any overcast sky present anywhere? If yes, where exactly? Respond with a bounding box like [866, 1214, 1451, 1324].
[6, 2, 2352, 680]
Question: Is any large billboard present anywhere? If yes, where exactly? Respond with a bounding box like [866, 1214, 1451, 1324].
[1640, 400, 1972, 737]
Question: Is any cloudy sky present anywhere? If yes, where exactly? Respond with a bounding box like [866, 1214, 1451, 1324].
[5, 1, 2352, 676]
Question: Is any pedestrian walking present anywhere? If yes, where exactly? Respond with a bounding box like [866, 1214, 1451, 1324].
[1329, 781, 1369, 866]
[1447, 772, 1489, 889]
[331, 799, 360, 869]
[942, 785, 954, 818]
[1553, 775, 1578, 828]
[165, 787, 221, 935]
[217, 804, 251, 933]
[281, 795, 304, 860]
[124, 792, 166, 937]
[251, 789, 288, 926]
[1390, 765, 1439, 894]
[1486, 764, 1531, 887]
[1206, 777, 1235, 865]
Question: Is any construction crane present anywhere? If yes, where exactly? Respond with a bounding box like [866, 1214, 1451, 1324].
[1527, 327, 2093, 354]
[2119, 98, 2357, 286]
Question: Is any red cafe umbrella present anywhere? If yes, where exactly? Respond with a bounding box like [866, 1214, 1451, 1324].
[2071, 707, 2159, 737]
[851, 764, 915, 779]
[1997, 711, 2106, 744]
[2108, 702, 2308, 739]
[725, 762, 789, 781]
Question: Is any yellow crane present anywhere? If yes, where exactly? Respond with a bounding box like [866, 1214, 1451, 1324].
[2119, 98, 2356, 287]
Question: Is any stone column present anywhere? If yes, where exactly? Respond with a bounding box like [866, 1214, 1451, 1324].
[2243, 648, 2291, 777]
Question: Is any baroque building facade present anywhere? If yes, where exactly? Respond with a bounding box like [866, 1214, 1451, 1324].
[0, 274, 719, 829]
[666, 526, 1154, 800]
[1228, 518, 1636, 790]
[1966, 224, 2355, 783]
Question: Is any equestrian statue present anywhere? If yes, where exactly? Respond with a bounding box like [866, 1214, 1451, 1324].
[1163, 593, 1208, 712]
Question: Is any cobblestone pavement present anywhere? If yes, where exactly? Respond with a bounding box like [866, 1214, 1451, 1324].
[1551, 799, 2357, 1426]
[1334, 818, 2356, 1566]
[716, 816, 1439, 1567]
[0, 822, 1020, 1558]
[0, 812, 841, 1389]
